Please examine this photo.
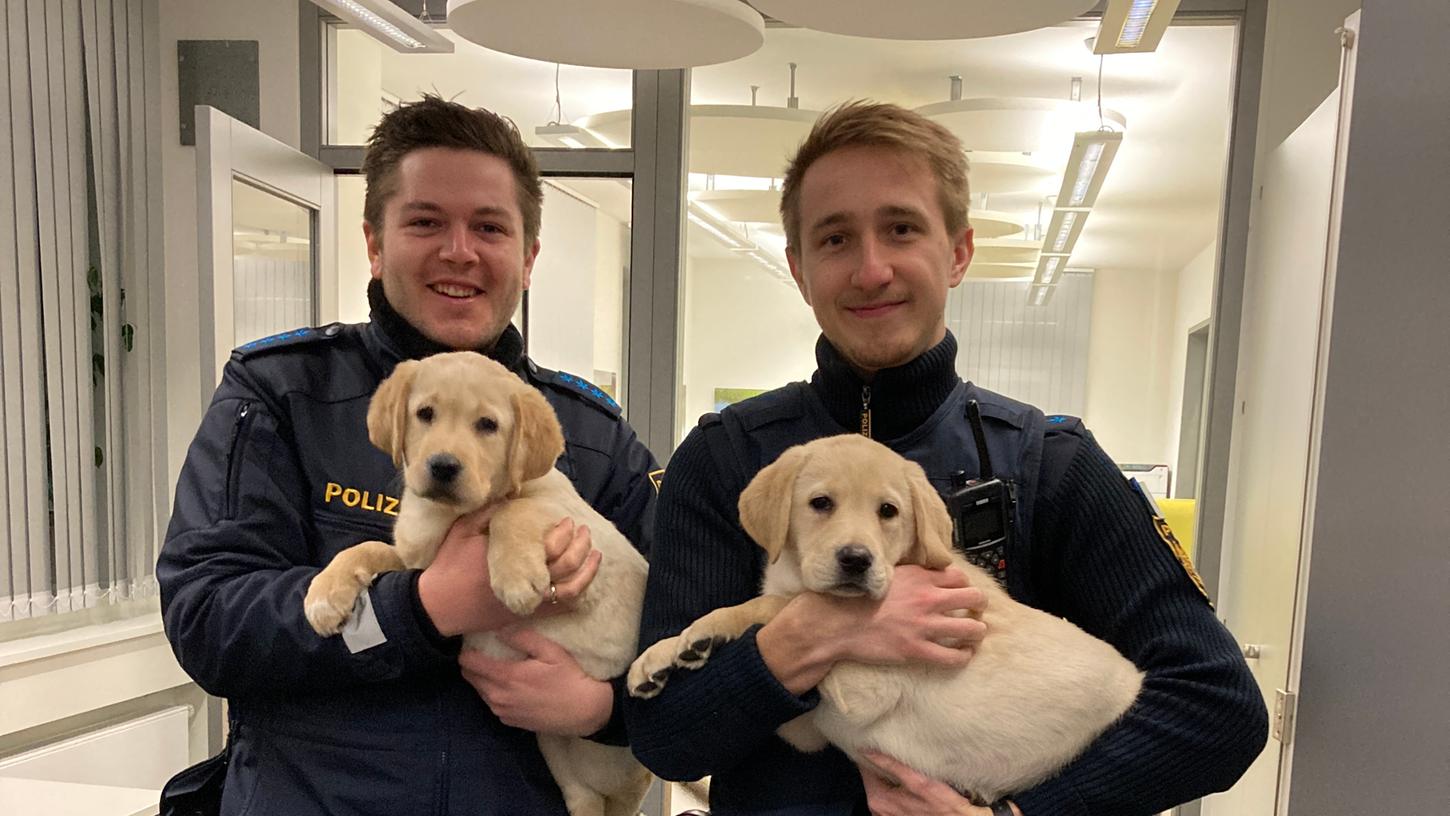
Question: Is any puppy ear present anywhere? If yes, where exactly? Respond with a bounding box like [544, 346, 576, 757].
[367, 360, 419, 469]
[738, 444, 811, 564]
[905, 461, 956, 569]
[507, 386, 565, 492]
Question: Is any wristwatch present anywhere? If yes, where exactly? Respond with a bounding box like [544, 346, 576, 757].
[989, 801, 1015, 816]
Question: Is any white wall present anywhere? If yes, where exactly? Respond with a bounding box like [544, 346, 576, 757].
[529, 185, 600, 377]
[336, 176, 371, 323]
[592, 211, 626, 387]
[160, 0, 300, 489]
[1163, 241, 1216, 470]
[1082, 267, 1177, 465]
[680, 259, 818, 440]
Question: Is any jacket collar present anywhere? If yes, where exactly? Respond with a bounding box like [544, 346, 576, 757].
[808, 331, 962, 440]
[363, 278, 525, 371]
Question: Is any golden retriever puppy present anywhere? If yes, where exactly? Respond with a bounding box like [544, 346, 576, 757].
[304, 351, 651, 816]
[629, 434, 1142, 805]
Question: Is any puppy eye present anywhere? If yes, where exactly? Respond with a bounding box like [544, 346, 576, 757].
[415, 406, 434, 424]
[808, 495, 834, 512]
[475, 416, 498, 434]
[879, 502, 899, 519]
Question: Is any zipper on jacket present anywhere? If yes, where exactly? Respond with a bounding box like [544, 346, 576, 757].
[859, 385, 872, 438]
[223, 401, 254, 519]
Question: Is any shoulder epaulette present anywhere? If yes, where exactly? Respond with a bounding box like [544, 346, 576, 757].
[531, 363, 621, 416]
[721, 383, 806, 432]
[1044, 413, 1087, 435]
[232, 324, 343, 361]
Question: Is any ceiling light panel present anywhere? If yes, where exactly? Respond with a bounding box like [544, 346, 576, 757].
[309, 0, 453, 53]
[1094, 0, 1185, 54]
[1044, 209, 1089, 256]
[1055, 131, 1124, 209]
[1033, 254, 1066, 286]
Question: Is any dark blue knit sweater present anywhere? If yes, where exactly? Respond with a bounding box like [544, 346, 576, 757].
[625, 333, 1268, 815]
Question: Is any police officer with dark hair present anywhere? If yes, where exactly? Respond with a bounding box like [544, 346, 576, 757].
[158, 95, 658, 815]
[626, 101, 1267, 816]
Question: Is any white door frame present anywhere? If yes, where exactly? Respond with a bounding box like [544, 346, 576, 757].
[195, 105, 337, 403]
[1274, 10, 1359, 813]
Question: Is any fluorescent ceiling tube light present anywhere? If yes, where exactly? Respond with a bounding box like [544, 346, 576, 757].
[1055, 131, 1123, 209]
[1041, 208, 1089, 260]
[688, 202, 757, 251]
[1046, 210, 1086, 254]
[1094, 0, 1184, 54]
[309, 0, 453, 53]
[1033, 254, 1067, 286]
[1029, 284, 1054, 307]
[534, 123, 615, 149]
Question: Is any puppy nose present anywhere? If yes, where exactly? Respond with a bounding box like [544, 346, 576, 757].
[427, 454, 462, 484]
[836, 545, 873, 576]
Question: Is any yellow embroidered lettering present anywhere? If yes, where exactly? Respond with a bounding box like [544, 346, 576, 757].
[323, 482, 343, 503]
[382, 496, 399, 516]
[342, 488, 361, 507]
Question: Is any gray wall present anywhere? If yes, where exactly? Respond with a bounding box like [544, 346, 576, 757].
[1288, 1, 1450, 813]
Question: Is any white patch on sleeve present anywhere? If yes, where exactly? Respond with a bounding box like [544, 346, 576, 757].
[341, 589, 387, 653]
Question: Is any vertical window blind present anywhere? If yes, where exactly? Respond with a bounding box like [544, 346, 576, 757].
[1, 0, 164, 622]
[948, 272, 1095, 417]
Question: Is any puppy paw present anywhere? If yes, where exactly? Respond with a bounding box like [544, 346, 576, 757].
[304, 569, 371, 636]
[490, 560, 551, 617]
[674, 625, 731, 669]
[628, 638, 681, 699]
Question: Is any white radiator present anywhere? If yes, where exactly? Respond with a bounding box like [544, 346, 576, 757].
[0, 705, 190, 790]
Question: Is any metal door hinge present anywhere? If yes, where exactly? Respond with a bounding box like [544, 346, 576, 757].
[1273, 689, 1298, 745]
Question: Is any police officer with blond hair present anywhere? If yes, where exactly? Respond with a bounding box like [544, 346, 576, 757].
[627, 101, 1267, 816]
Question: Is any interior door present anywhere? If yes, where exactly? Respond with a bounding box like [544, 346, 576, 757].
[1205, 12, 1359, 816]
[195, 105, 337, 401]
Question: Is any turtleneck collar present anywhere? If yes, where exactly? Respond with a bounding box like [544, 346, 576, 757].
[809, 331, 962, 440]
[365, 278, 525, 370]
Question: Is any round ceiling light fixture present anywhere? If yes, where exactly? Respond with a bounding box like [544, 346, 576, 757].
[446, 0, 765, 69]
[574, 105, 821, 177]
[692, 189, 782, 224]
[750, 0, 1097, 41]
[973, 238, 1043, 266]
[966, 262, 1036, 280]
[965, 210, 1028, 239]
[917, 98, 1128, 156]
[962, 155, 1058, 196]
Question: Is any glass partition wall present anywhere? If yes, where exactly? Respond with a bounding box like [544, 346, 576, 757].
[681, 22, 1236, 482]
[311, 5, 1243, 568]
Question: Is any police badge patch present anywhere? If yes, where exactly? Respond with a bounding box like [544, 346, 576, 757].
[1129, 478, 1212, 607]
[1153, 514, 1212, 606]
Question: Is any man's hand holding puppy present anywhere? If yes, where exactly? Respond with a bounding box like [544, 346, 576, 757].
[419, 510, 602, 637]
[460, 628, 614, 737]
[418, 508, 613, 735]
[757, 564, 988, 695]
[859, 752, 1023, 816]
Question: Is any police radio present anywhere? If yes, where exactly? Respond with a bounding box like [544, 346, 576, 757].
[942, 400, 1015, 583]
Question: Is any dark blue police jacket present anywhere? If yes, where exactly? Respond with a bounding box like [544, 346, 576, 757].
[157, 320, 657, 816]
